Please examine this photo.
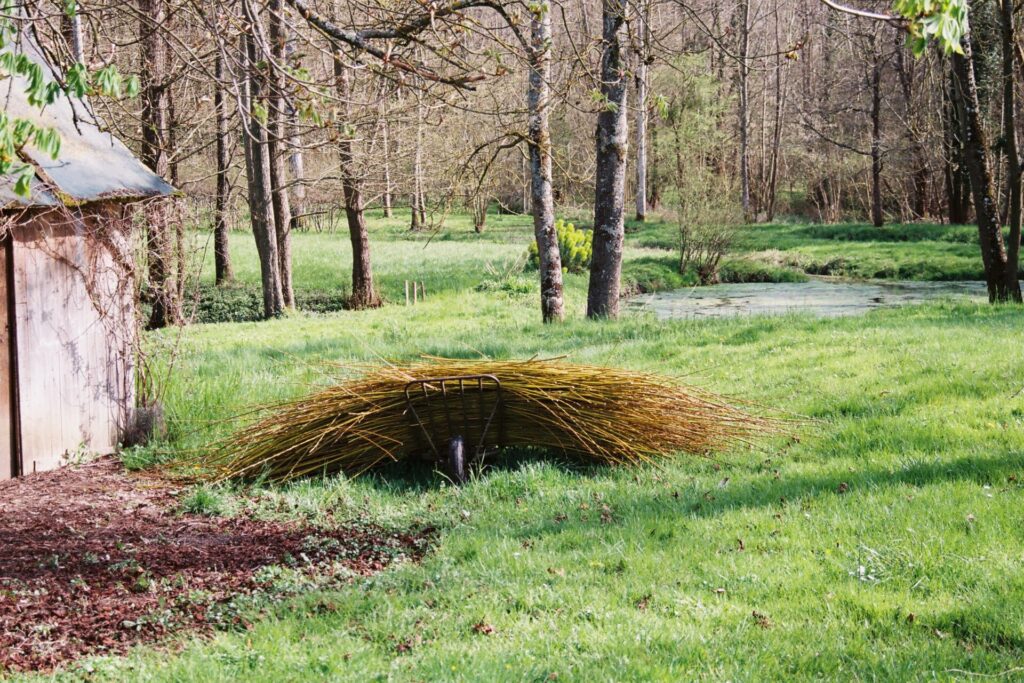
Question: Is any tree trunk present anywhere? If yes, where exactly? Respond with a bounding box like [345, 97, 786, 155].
[167, 83, 180, 187]
[268, 0, 294, 308]
[736, 0, 752, 221]
[943, 64, 972, 224]
[764, 1, 786, 223]
[586, 0, 629, 319]
[288, 125, 306, 231]
[411, 88, 425, 230]
[61, 10, 83, 62]
[334, 55, 381, 309]
[283, 35, 307, 232]
[139, 0, 178, 329]
[380, 87, 394, 218]
[241, 24, 284, 318]
[765, 62, 786, 222]
[528, 3, 565, 323]
[214, 51, 234, 286]
[382, 119, 393, 217]
[473, 195, 487, 232]
[894, 42, 929, 219]
[633, 0, 649, 222]
[649, 115, 661, 209]
[999, 0, 1022, 299]
[951, 17, 1015, 302]
[869, 40, 884, 228]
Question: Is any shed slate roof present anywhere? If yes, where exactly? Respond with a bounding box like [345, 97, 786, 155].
[0, 32, 175, 209]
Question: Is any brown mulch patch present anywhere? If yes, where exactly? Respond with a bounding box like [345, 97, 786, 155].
[0, 457, 431, 673]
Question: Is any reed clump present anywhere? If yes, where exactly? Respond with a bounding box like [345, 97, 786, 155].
[208, 358, 775, 482]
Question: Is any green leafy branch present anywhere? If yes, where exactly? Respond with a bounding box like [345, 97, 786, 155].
[894, 0, 968, 56]
[0, 1, 139, 198]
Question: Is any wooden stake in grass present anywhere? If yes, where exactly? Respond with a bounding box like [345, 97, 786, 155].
[207, 358, 777, 482]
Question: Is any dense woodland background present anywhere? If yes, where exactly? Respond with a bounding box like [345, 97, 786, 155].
[16, 0, 1023, 323]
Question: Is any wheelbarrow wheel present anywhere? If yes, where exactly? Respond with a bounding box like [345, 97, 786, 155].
[447, 436, 467, 484]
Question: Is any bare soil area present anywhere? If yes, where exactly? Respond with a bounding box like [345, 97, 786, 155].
[0, 457, 429, 673]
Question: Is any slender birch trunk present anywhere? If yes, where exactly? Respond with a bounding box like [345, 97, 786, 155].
[411, 87, 425, 230]
[528, 2, 565, 323]
[214, 52, 234, 285]
[241, 23, 284, 317]
[736, 0, 752, 221]
[379, 82, 394, 218]
[633, 0, 649, 222]
[586, 0, 629, 319]
[267, 0, 294, 308]
[139, 0, 178, 329]
[869, 38, 884, 228]
[284, 37, 307, 231]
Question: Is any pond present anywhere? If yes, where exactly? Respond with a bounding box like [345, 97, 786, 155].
[630, 279, 988, 319]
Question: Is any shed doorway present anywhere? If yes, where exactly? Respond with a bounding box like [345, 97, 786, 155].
[1, 234, 15, 480]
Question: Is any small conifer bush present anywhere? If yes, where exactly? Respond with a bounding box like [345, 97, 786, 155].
[526, 219, 593, 274]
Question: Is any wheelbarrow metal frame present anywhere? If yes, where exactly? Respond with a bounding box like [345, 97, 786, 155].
[403, 374, 503, 477]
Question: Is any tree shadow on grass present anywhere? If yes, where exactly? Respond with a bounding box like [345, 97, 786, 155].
[507, 449, 1024, 540]
[353, 446, 605, 495]
[347, 440, 1024, 509]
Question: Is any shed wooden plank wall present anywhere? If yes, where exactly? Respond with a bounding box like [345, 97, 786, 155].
[0, 235, 12, 480]
[11, 207, 135, 473]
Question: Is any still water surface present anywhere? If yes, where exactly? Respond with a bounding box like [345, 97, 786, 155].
[631, 279, 987, 319]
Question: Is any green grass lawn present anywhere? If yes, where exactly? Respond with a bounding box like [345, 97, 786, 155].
[31, 214, 1024, 681]
[188, 209, 694, 323]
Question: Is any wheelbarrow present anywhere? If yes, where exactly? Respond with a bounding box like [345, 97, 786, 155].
[403, 374, 504, 483]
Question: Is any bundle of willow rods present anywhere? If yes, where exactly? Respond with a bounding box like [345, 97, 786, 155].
[209, 358, 774, 482]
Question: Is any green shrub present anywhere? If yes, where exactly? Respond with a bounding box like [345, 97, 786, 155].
[189, 284, 264, 323]
[189, 284, 350, 324]
[526, 219, 593, 274]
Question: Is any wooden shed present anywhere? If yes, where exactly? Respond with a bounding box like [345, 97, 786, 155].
[1, 37, 174, 479]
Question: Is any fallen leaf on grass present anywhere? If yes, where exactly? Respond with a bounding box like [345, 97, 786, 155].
[472, 621, 495, 635]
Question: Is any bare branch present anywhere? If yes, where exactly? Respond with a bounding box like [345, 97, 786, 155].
[819, 0, 906, 27]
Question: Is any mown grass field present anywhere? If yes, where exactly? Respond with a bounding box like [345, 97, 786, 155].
[188, 212, 1001, 325]
[30, 214, 1024, 681]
